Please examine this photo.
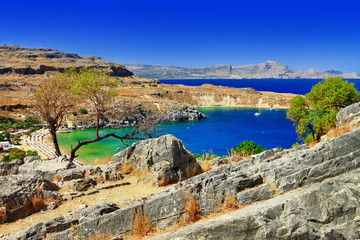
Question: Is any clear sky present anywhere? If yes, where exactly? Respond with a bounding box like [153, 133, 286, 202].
[1, 0, 359, 73]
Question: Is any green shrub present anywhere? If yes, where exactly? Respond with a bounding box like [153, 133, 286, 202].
[232, 141, 266, 157]
[2, 155, 10, 162]
[3, 130, 10, 140]
[72, 111, 78, 116]
[7, 148, 26, 161]
[79, 109, 88, 114]
[26, 150, 38, 157]
[13, 135, 20, 141]
[0, 134, 4, 141]
[292, 142, 301, 148]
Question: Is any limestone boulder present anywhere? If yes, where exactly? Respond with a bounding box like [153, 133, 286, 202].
[336, 102, 360, 128]
[113, 134, 202, 185]
[0, 159, 23, 176]
[18, 155, 75, 181]
[0, 174, 60, 223]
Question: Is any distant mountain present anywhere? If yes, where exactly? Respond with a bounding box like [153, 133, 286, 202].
[124, 61, 360, 79]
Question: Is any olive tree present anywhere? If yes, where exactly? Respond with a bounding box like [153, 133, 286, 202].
[287, 77, 359, 143]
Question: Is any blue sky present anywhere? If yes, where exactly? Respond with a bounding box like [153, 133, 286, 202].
[1, 0, 359, 73]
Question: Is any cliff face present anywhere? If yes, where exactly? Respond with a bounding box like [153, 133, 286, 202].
[125, 60, 360, 79]
[0, 45, 133, 77]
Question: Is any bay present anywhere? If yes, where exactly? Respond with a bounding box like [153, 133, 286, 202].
[58, 108, 298, 164]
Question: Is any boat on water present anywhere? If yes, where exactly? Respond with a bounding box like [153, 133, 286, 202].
[269, 108, 275, 111]
[254, 112, 261, 116]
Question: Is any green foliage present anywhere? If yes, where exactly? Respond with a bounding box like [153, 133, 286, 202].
[79, 108, 88, 114]
[26, 150, 38, 157]
[3, 130, 10, 140]
[291, 142, 301, 148]
[232, 141, 266, 157]
[13, 135, 20, 141]
[2, 148, 38, 162]
[194, 151, 218, 160]
[0, 134, 4, 141]
[2, 155, 10, 162]
[287, 77, 359, 143]
[7, 148, 26, 161]
[72, 111, 78, 116]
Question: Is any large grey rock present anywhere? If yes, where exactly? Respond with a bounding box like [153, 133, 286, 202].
[336, 102, 360, 128]
[0, 159, 23, 176]
[0, 174, 60, 223]
[70, 178, 96, 191]
[113, 134, 202, 185]
[18, 155, 75, 181]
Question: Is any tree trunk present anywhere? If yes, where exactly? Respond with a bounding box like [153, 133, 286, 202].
[96, 113, 100, 138]
[49, 125, 62, 157]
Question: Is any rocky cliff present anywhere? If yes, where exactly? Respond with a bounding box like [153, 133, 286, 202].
[125, 61, 360, 79]
[2, 102, 360, 239]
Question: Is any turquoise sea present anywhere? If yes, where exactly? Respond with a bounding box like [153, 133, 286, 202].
[58, 107, 298, 164]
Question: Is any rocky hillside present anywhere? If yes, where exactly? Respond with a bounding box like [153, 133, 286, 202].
[125, 61, 360, 79]
[0, 45, 133, 77]
[1, 102, 360, 239]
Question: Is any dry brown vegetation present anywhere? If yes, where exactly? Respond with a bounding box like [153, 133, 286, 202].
[221, 192, 239, 212]
[328, 121, 353, 139]
[200, 160, 212, 172]
[0, 206, 7, 224]
[185, 193, 201, 222]
[94, 155, 113, 165]
[53, 174, 62, 182]
[131, 208, 154, 239]
[31, 196, 45, 212]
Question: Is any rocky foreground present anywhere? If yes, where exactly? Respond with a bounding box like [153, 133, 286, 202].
[1, 103, 359, 239]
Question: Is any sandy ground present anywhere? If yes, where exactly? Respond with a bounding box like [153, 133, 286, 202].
[0, 174, 170, 236]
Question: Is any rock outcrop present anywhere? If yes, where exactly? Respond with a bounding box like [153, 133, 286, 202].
[113, 134, 202, 185]
[125, 61, 360, 79]
[3, 103, 360, 240]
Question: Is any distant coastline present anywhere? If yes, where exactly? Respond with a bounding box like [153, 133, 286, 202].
[125, 61, 360, 80]
[160, 78, 360, 95]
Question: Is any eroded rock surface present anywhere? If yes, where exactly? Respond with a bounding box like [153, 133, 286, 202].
[113, 134, 202, 185]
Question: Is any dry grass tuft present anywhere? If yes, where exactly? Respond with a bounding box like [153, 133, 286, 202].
[200, 160, 212, 172]
[0, 206, 7, 224]
[90, 233, 111, 240]
[53, 174, 62, 182]
[221, 192, 239, 212]
[121, 160, 134, 175]
[185, 193, 201, 222]
[31, 196, 45, 212]
[307, 140, 319, 148]
[44, 198, 62, 207]
[132, 208, 154, 238]
[94, 155, 113, 165]
[269, 183, 281, 196]
[329, 121, 353, 139]
[94, 175, 106, 183]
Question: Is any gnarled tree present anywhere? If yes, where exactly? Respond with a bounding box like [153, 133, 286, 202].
[34, 73, 79, 156]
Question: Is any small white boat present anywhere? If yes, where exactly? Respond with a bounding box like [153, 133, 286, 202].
[254, 112, 261, 116]
[269, 108, 275, 111]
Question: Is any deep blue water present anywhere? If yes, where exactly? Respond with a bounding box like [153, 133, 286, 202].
[160, 78, 360, 94]
[157, 107, 298, 156]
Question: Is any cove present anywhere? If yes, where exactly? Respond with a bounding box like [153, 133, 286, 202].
[58, 108, 298, 164]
